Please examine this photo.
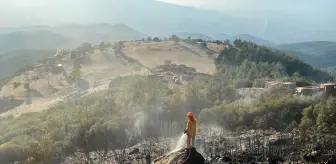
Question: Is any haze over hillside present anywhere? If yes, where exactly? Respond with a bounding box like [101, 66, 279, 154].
[0, 49, 55, 77]
[52, 23, 146, 43]
[0, 0, 334, 43]
[0, 24, 146, 53]
[279, 41, 336, 68]
[0, 23, 148, 77]
[0, 30, 71, 53]
[1, 1, 336, 164]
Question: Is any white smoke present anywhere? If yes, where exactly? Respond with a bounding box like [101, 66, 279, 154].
[169, 133, 187, 153]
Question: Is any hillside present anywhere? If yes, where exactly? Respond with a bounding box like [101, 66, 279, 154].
[123, 41, 215, 74]
[173, 32, 213, 40]
[215, 39, 332, 83]
[0, 49, 56, 77]
[0, 40, 214, 118]
[0, 30, 72, 54]
[279, 41, 336, 56]
[0, 23, 145, 54]
[171, 32, 276, 47]
[213, 33, 276, 47]
[0, 39, 331, 118]
[0, 39, 336, 163]
[0, 24, 147, 77]
[280, 49, 334, 68]
[52, 23, 146, 44]
[279, 41, 336, 67]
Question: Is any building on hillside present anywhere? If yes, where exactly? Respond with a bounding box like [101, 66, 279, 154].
[265, 81, 296, 93]
[296, 86, 322, 96]
[265, 81, 282, 88]
[295, 83, 336, 96]
[320, 83, 336, 96]
[282, 82, 296, 91]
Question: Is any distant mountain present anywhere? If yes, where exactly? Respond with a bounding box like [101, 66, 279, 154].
[52, 23, 146, 43]
[0, 49, 55, 77]
[173, 32, 213, 40]
[233, 34, 276, 47]
[0, 30, 72, 54]
[213, 34, 276, 47]
[0, 23, 146, 76]
[0, 23, 146, 54]
[279, 41, 336, 56]
[279, 41, 336, 68]
[170, 32, 276, 47]
[0, 0, 335, 43]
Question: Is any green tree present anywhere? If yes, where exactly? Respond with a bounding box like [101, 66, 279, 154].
[170, 35, 180, 42]
[300, 97, 336, 134]
[200, 42, 207, 49]
[71, 67, 81, 81]
[98, 41, 106, 52]
[153, 37, 160, 42]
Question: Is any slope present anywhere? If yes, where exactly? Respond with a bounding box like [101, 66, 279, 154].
[123, 40, 215, 74]
[52, 23, 146, 44]
[0, 40, 216, 117]
[173, 32, 214, 40]
[279, 41, 336, 67]
[0, 49, 56, 77]
[215, 40, 332, 82]
[213, 33, 276, 47]
[279, 41, 336, 56]
[0, 30, 72, 54]
[0, 45, 140, 118]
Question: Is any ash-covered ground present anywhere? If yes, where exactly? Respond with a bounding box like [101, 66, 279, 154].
[61, 125, 336, 164]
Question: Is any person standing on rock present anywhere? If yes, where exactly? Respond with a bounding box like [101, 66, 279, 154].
[184, 112, 197, 149]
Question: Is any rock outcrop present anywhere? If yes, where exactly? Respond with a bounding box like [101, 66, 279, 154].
[154, 147, 205, 164]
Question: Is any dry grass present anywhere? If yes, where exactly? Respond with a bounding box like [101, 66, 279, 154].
[207, 43, 227, 53]
[123, 41, 215, 74]
[0, 41, 216, 117]
[0, 51, 140, 117]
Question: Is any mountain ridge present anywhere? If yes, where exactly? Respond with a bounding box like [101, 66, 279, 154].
[0, 30, 71, 54]
[0, 23, 146, 54]
[279, 41, 336, 68]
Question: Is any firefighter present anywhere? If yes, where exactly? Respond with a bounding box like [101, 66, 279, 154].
[184, 112, 197, 149]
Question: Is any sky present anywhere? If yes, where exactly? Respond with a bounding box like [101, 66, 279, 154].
[0, 0, 334, 43]
[157, 0, 333, 13]
[0, 0, 333, 26]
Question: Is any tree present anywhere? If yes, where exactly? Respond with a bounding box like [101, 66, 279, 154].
[26, 133, 53, 164]
[153, 37, 160, 42]
[224, 39, 230, 45]
[99, 41, 106, 52]
[200, 42, 207, 49]
[170, 35, 180, 42]
[147, 36, 152, 41]
[215, 40, 223, 45]
[215, 40, 331, 82]
[300, 97, 336, 134]
[71, 67, 81, 81]
[164, 60, 172, 65]
[233, 39, 243, 47]
[81, 42, 94, 54]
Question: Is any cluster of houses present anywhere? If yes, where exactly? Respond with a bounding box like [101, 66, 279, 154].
[266, 81, 336, 96]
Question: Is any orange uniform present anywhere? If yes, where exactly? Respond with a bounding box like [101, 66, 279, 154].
[185, 112, 197, 149]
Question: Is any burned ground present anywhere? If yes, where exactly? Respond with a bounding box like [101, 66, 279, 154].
[60, 128, 336, 164]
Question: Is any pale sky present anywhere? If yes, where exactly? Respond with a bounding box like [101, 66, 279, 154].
[0, 0, 334, 43]
[0, 0, 333, 26]
[157, 0, 333, 14]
